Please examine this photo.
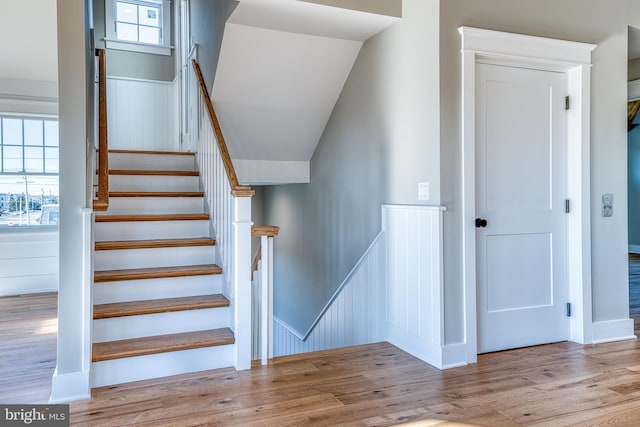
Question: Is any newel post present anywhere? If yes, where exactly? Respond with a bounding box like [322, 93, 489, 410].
[233, 195, 253, 370]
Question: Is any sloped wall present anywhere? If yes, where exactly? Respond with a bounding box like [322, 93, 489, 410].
[263, 0, 440, 336]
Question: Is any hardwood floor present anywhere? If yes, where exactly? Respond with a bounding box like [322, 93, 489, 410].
[8, 293, 640, 425]
[0, 292, 57, 404]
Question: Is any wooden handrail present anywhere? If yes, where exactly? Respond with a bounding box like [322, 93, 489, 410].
[251, 226, 280, 238]
[94, 48, 109, 211]
[251, 245, 261, 281]
[191, 59, 254, 198]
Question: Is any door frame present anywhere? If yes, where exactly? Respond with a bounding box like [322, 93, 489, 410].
[459, 27, 597, 364]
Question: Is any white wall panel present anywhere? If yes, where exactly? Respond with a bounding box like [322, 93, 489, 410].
[0, 231, 59, 295]
[271, 232, 385, 357]
[106, 77, 179, 152]
[382, 205, 446, 368]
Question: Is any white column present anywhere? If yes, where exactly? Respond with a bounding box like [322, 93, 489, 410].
[233, 196, 253, 370]
[50, 0, 92, 403]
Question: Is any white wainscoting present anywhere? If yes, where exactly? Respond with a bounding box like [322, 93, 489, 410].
[272, 231, 386, 357]
[0, 230, 59, 296]
[382, 205, 455, 369]
[106, 77, 179, 152]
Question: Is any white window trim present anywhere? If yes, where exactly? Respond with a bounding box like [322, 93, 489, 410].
[105, 0, 173, 56]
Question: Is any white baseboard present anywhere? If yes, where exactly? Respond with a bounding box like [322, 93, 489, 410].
[49, 368, 91, 403]
[628, 245, 640, 254]
[386, 323, 443, 369]
[592, 319, 636, 344]
[441, 343, 468, 369]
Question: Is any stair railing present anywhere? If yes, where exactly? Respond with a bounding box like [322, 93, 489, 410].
[192, 59, 254, 370]
[251, 226, 279, 365]
[93, 48, 109, 211]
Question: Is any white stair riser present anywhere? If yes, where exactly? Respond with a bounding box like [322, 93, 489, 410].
[94, 246, 216, 270]
[94, 275, 223, 304]
[93, 307, 231, 342]
[95, 220, 210, 242]
[98, 197, 206, 214]
[91, 344, 234, 387]
[109, 175, 201, 192]
[109, 153, 196, 171]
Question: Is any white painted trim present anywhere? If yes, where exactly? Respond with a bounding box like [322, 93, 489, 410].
[106, 75, 177, 84]
[460, 27, 595, 362]
[49, 369, 91, 403]
[592, 319, 636, 344]
[441, 343, 468, 369]
[235, 159, 310, 185]
[629, 244, 640, 254]
[459, 27, 595, 66]
[629, 80, 640, 101]
[104, 39, 173, 56]
[297, 230, 386, 341]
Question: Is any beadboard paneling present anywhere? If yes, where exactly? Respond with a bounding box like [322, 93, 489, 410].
[106, 77, 179, 152]
[0, 231, 59, 296]
[272, 232, 385, 357]
[382, 204, 446, 368]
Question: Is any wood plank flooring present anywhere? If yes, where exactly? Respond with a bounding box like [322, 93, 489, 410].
[5, 289, 640, 425]
[0, 293, 57, 404]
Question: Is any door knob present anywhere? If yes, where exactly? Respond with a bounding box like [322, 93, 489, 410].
[475, 218, 488, 228]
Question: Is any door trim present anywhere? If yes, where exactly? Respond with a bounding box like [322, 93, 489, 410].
[459, 27, 597, 364]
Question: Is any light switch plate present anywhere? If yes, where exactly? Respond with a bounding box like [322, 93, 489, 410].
[602, 193, 613, 217]
[418, 182, 429, 201]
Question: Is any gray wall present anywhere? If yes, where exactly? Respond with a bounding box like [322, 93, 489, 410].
[190, 0, 238, 93]
[630, 57, 640, 81]
[263, 0, 440, 335]
[93, 0, 175, 81]
[440, 0, 640, 343]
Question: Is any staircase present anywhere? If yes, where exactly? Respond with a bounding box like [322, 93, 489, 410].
[91, 149, 235, 387]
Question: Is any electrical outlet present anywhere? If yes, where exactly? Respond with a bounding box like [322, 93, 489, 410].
[602, 193, 613, 217]
[418, 182, 429, 201]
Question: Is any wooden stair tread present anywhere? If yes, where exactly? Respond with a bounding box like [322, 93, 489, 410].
[92, 328, 234, 362]
[109, 191, 204, 197]
[95, 214, 209, 222]
[95, 238, 216, 251]
[108, 149, 195, 156]
[94, 294, 229, 319]
[94, 264, 222, 283]
[109, 169, 199, 176]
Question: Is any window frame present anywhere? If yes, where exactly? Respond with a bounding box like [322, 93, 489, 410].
[0, 115, 59, 232]
[105, 0, 173, 56]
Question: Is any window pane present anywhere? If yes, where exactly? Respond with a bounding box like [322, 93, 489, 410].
[3, 146, 22, 173]
[117, 1, 138, 24]
[3, 119, 22, 145]
[24, 147, 43, 173]
[45, 147, 58, 173]
[139, 5, 159, 27]
[139, 26, 159, 44]
[0, 175, 59, 227]
[44, 121, 58, 147]
[24, 120, 43, 146]
[116, 22, 138, 42]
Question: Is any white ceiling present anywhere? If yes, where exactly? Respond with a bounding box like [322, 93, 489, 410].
[214, 0, 400, 183]
[630, 26, 640, 60]
[0, 0, 58, 82]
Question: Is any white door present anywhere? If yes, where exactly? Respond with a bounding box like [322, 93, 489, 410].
[476, 62, 568, 353]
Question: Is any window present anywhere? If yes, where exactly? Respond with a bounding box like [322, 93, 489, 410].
[105, 0, 172, 56]
[0, 117, 59, 228]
